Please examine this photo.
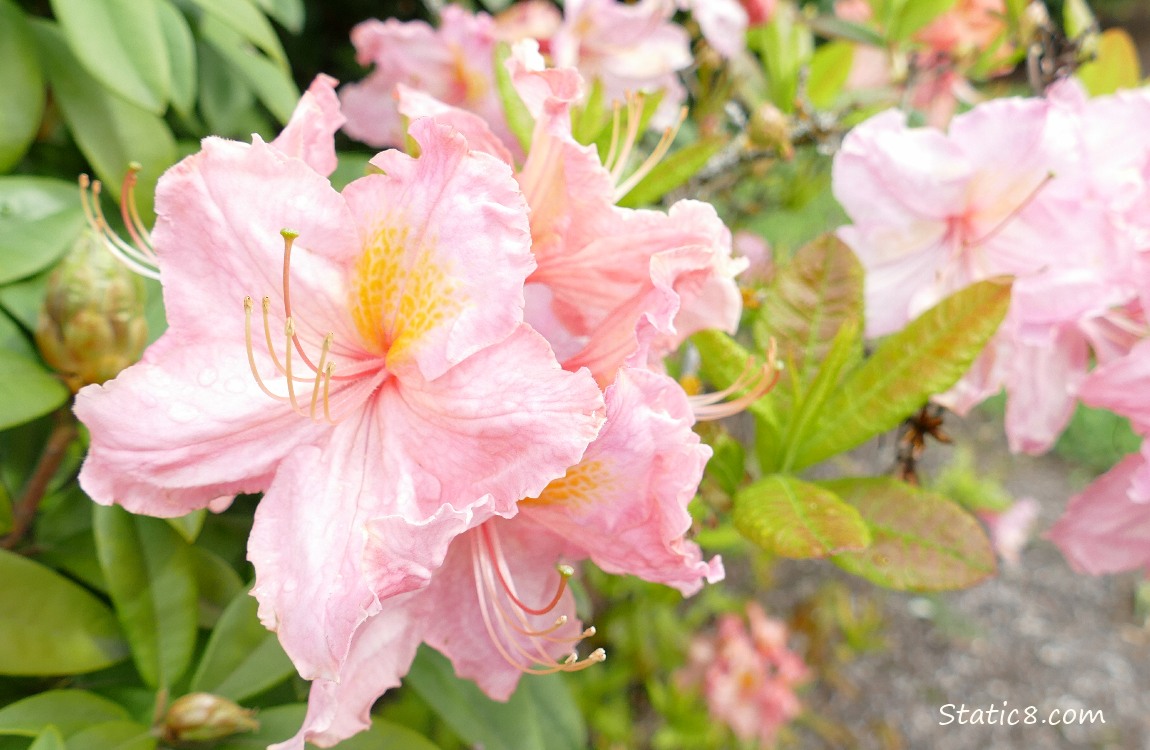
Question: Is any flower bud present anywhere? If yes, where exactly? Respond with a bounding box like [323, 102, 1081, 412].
[747, 103, 793, 159]
[160, 693, 260, 743]
[35, 229, 148, 392]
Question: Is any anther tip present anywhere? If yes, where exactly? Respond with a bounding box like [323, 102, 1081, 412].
[557, 564, 575, 578]
[280, 228, 300, 240]
[79, 174, 90, 187]
[243, 296, 253, 310]
[589, 648, 606, 662]
[583, 626, 596, 637]
[563, 653, 577, 665]
[554, 615, 568, 626]
[127, 161, 143, 172]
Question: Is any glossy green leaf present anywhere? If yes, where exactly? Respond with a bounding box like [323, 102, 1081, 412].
[0, 270, 48, 330]
[407, 646, 587, 750]
[49, 0, 170, 113]
[1077, 28, 1142, 96]
[191, 545, 243, 628]
[215, 705, 440, 750]
[617, 136, 725, 208]
[190, 589, 296, 702]
[793, 278, 1012, 470]
[33, 21, 176, 220]
[0, 352, 68, 432]
[750, 4, 813, 112]
[754, 233, 864, 395]
[63, 722, 154, 750]
[807, 41, 854, 109]
[166, 509, 206, 543]
[156, 0, 197, 116]
[93, 506, 198, 689]
[0, 691, 129, 737]
[0, 177, 86, 285]
[0, 550, 127, 675]
[196, 40, 263, 140]
[888, 0, 955, 41]
[824, 477, 997, 590]
[494, 42, 535, 156]
[0, 309, 33, 360]
[186, 0, 287, 65]
[199, 15, 299, 124]
[0, 1, 44, 173]
[28, 728, 63, 750]
[734, 475, 870, 558]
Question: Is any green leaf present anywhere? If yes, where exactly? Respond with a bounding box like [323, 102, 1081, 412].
[702, 429, 746, 497]
[0, 1, 45, 173]
[807, 41, 854, 109]
[33, 21, 176, 221]
[0, 550, 127, 675]
[166, 509, 206, 543]
[156, 0, 197, 116]
[63, 722, 154, 750]
[824, 477, 997, 590]
[616, 136, 725, 208]
[185, 0, 288, 65]
[190, 545, 243, 628]
[734, 475, 870, 558]
[754, 233, 864, 394]
[330, 718, 442, 750]
[215, 705, 440, 749]
[1063, 0, 1096, 40]
[407, 646, 587, 750]
[0, 352, 68, 432]
[806, 15, 886, 47]
[93, 506, 198, 689]
[190, 589, 296, 702]
[199, 15, 299, 124]
[750, 5, 813, 112]
[28, 728, 64, 750]
[793, 278, 1011, 470]
[196, 40, 263, 140]
[888, 0, 955, 41]
[1077, 28, 1142, 96]
[493, 42, 535, 156]
[0, 691, 129, 737]
[250, 0, 305, 33]
[0, 269, 48, 330]
[0, 176, 86, 285]
[48, 0, 170, 113]
[571, 78, 609, 146]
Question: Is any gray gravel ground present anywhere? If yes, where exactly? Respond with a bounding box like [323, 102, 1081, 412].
[769, 412, 1150, 750]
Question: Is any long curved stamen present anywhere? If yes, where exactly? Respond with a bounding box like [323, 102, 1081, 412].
[614, 106, 688, 202]
[283, 318, 303, 414]
[609, 93, 644, 184]
[603, 101, 624, 172]
[79, 175, 161, 280]
[470, 526, 605, 675]
[260, 297, 313, 383]
[119, 163, 156, 260]
[309, 334, 334, 421]
[280, 231, 326, 375]
[244, 297, 289, 402]
[690, 341, 782, 421]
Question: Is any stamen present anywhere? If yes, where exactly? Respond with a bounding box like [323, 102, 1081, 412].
[78, 175, 160, 280]
[322, 363, 336, 424]
[609, 93, 644, 184]
[690, 341, 782, 421]
[260, 297, 312, 382]
[283, 318, 303, 414]
[614, 106, 688, 202]
[309, 334, 334, 420]
[483, 526, 571, 616]
[119, 162, 156, 259]
[603, 101, 624, 172]
[243, 297, 288, 402]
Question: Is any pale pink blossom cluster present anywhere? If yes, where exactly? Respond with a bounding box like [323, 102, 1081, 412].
[74, 39, 753, 747]
[834, 80, 1150, 576]
[680, 604, 808, 746]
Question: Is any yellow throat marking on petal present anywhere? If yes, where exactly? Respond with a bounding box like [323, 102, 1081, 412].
[350, 222, 461, 363]
[524, 460, 613, 508]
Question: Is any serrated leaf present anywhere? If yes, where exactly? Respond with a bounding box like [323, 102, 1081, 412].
[0, 352, 68, 432]
[185, 0, 287, 65]
[617, 136, 724, 208]
[754, 233, 865, 392]
[888, 0, 955, 41]
[0, 1, 45, 173]
[63, 722, 154, 750]
[190, 589, 295, 702]
[407, 646, 586, 750]
[0, 691, 129, 737]
[0, 551, 127, 675]
[33, 21, 176, 221]
[824, 477, 997, 590]
[0, 176, 86, 285]
[49, 0, 170, 113]
[93, 506, 198, 689]
[734, 475, 870, 558]
[493, 42, 534, 156]
[807, 41, 854, 109]
[793, 278, 1011, 469]
[1077, 28, 1141, 96]
[156, 0, 197, 116]
[29, 727, 64, 750]
[198, 15, 299, 124]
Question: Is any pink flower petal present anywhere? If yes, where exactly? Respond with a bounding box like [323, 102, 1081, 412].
[271, 74, 345, 178]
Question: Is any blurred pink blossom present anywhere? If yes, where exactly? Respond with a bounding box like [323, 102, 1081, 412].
[681, 604, 808, 746]
[979, 497, 1040, 566]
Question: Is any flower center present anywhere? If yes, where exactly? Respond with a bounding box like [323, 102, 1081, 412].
[470, 524, 604, 675]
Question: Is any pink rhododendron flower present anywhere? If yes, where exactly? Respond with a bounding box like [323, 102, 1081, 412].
[75, 74, 605, 702]
[916, 0, 1008, 59]
[551, 0, 691, 127]
[677, 0, 749, 58]
[680, 603, 808, 746]
[340, 7, 512, 150]
[287, 366, 724, 747]
[979, 496, 1040, 566]
[494, 0, 563, 51]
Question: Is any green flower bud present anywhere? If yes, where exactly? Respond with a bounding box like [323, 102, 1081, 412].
[160, 693, 260, 743]
[35, 229, 148, 392]
[747, 103, 793, 159]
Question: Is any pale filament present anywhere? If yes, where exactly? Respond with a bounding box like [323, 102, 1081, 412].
[78, 174, 160, 280]
[119, 163, 155, 257]
[602, 92, 689, 203]
[470, 525, 605, 675]
[690, 340, 782, 421]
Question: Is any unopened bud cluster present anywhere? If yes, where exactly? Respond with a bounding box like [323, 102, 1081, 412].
[160, 692, 259, 743]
